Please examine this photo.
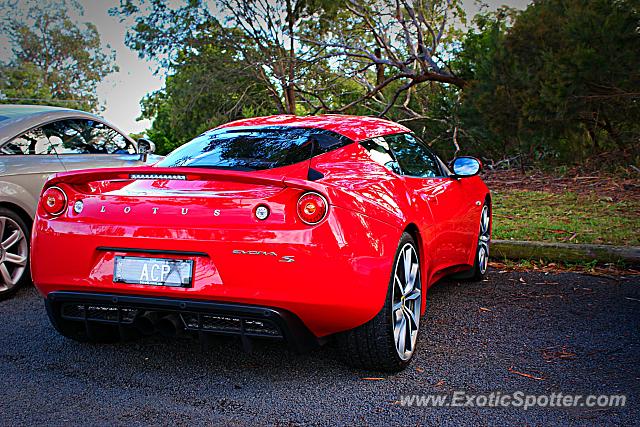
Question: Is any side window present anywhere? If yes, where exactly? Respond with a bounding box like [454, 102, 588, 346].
[385, 133, 443, 178]
[2, 120, 135, 155]
[310, 132, 352, 154]
[360, 137, 402, 174]
[2, 126, 57, 155]
[49, 120, 135, 155]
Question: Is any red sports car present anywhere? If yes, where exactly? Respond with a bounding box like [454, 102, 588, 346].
[31, 115, 491, 371]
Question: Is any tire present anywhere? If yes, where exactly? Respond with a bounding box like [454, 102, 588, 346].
[454, 202, 491, 281]
[45, 299, 121, 343]
[469, 203, 491, 281]
[0, 208, 31, 301]
[337, 232, 422, 372]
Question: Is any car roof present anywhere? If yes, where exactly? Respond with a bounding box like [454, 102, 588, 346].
[216, 114, 411, 142]
[0, 104, 133, 146]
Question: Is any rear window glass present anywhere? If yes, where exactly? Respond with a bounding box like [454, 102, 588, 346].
[157, 126, 352, 171]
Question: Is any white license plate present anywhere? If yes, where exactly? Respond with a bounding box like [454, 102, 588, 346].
[113, 256, 193, 287]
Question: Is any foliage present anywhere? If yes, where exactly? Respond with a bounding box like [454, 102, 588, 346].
[114, 0, 466, 150]
[112, 3, 283, 153]
[0, 0, 117, 111]
[307, 0, 467, 116]
[140, 42, 278, 154]
[115, 0, 639, 167]
[114, 0, 339, 118]
[455, 0, 640, 165]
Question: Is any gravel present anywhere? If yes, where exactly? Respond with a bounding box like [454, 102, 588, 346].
[1, 271, 638, 426]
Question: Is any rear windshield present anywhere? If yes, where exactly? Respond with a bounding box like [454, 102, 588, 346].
[157, 126, 352, 171]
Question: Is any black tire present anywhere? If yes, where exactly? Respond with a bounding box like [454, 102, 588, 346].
[337, 232, 422, 372]
[453, 202, 491, 282]
[45, 299, 121, 343]
[0, 207, 31, 301]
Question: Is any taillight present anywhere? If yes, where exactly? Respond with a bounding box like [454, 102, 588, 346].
[297, 192, 328, 225]
[41, 186, 68, 216]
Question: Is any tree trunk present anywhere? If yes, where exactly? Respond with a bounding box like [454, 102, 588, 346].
[374, 48, 385, 87]
[285, 0, 296, 114]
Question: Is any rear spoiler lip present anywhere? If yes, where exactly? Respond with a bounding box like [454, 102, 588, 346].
[44, 166, 326, 194]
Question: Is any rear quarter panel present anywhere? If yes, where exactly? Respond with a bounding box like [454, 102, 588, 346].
[311, 143, 410, 230]
[0, 155, 67, 218]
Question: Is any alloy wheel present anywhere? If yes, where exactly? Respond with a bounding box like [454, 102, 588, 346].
[478, 205, 491, 275]
[0, 216, 28, 293]
[391, 243, 421, 361]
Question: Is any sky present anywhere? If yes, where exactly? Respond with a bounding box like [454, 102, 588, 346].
[3, 0, 531, 135]
[82, 1, 165, 134]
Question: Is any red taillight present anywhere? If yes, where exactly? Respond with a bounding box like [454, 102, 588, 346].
[297, 192, 328, 225]
[41, 186, 67, 216]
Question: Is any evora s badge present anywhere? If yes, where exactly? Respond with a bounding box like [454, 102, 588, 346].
[232, 249, 295, 263]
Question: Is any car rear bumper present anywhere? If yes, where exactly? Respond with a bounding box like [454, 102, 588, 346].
[32, 206, 402, 337]
[46, 291, 321, 352]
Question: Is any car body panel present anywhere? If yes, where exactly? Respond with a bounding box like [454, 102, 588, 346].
[31, 115, 491, 339]
[402, 176, 483, 273]
[0, 154, 67, 217]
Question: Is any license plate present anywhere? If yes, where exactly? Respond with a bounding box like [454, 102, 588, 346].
[113, 256, 193, 287]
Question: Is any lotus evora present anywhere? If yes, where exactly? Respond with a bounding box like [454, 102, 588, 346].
[31, 115, 491, 371]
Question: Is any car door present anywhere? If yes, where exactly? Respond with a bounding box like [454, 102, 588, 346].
[384, 133, 472, 273]
[0, 125, 68, 217]
[49, 119, 146, 171]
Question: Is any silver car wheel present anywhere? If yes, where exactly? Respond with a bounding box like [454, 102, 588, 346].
[478, 205, 491, 275]
[391, 243, 421, 361]
[0, 216, 28, 292]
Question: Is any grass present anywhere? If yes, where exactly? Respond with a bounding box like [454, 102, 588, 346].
[492, 190, 640, 246]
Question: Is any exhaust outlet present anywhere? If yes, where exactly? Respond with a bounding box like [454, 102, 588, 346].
[133, 311, 159, 335]
[156, 314, 184, 337]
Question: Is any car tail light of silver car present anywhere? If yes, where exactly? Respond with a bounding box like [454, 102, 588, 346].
[41, 186, 68, 216]
[297, 192, 328, 225]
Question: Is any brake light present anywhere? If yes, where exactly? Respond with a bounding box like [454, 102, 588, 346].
[297, 192, 328, 225]
[41, 186, 68, 216]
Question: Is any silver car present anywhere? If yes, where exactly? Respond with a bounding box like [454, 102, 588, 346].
[0, 104, 160, 299]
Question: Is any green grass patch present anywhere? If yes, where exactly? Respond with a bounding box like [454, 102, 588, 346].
[492, 190, 640, 246]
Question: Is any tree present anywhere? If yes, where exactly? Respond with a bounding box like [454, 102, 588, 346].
[308, 0, 467, 116]
[217, 0, 306, 114]
[115, 0, 338, 115]
[112, 2, 284, 152]
[456, 0, 640, 165]
[0, 0, 117, 111]
[140, 39, 279, 154]
[115, 0, 639, 167]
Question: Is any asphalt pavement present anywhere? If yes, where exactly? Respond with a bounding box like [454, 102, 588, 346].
[1, 270, 638, 426]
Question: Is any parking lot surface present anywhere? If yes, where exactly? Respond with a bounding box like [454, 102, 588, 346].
[1, 270, 638, 425]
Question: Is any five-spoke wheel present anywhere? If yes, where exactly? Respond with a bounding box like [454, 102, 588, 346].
[0, 208, 30, 300]
[391, 243, 421, 361]
[477, 204, 491, 276]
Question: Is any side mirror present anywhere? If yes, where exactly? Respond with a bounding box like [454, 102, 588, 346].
[451, 156, 482, 178]
[137, 138, 156, 162]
